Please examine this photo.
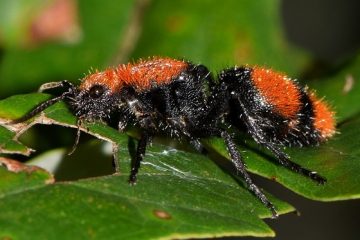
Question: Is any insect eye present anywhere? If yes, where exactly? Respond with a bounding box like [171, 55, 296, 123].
[89, 85, 105, 98]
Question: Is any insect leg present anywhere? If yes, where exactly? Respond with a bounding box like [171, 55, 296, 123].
[129, 132, 150, 184]
[189, 138, 206, 153]
[261, 143, 326, 184]
[221, 130, 278, 218]
[237, 99, 326, 184]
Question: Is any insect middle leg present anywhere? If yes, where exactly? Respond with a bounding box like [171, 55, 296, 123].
[129, 132, 150, 184]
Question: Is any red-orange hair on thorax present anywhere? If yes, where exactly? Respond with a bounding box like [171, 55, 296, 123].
[80, 57, 188, 92]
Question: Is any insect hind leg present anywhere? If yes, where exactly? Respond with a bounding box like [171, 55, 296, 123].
[236, 98, 326, 184]
[220, 130, 278, 218]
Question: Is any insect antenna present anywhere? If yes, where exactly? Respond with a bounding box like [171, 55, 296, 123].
[10, 80, 76, 124]
[67, 119, 82, 155]
[10, 95, 67, 124]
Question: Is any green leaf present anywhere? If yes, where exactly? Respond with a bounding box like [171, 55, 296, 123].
[0, 93, 52, 120]
[0, 122, 294, 239]
[203, 113, 360, 202]
[0, 125, 32, 155]
[282, 116, 360, 201]
[0, 157, 54, 196]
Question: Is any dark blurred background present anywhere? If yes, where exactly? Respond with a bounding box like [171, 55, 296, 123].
[283, 0, 360, 63]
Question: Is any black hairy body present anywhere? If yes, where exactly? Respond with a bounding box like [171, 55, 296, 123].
[13, 57, 335, 218]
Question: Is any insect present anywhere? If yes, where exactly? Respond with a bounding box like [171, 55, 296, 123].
[12, 57, 336, 218]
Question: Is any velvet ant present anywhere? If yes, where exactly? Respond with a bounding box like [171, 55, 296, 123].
[12, 57, 335, 218]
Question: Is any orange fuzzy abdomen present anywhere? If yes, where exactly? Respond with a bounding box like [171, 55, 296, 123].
[309, 92, 336, 139]
[251, 67, 302, 119]
[251, 66, 335, 140]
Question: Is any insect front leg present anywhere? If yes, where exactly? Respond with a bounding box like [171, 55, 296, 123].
[122, 98, 158, 183]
